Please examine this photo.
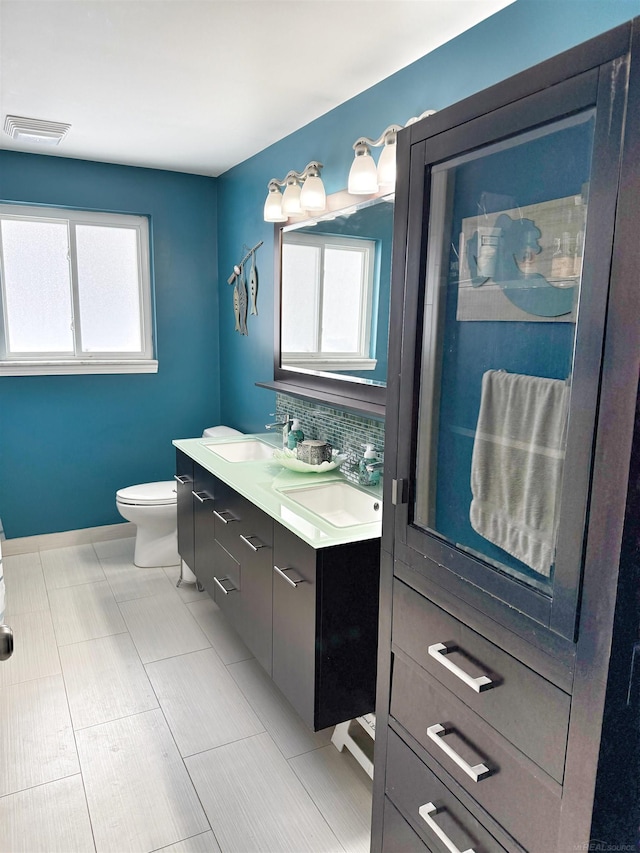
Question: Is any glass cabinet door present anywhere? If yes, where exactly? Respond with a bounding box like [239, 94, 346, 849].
[394, 68, 627, 640]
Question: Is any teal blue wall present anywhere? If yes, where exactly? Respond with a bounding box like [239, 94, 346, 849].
[216, 0, 640, 432]
[0, 152, 220, 538]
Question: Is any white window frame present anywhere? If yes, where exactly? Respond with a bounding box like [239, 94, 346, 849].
[0, 204, 156, 375]
[281, 231, 377, 372]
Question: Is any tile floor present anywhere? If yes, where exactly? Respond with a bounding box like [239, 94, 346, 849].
[0, 537, 372, 853]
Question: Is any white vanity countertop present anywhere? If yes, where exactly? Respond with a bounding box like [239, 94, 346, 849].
[173, 434, 382, 549]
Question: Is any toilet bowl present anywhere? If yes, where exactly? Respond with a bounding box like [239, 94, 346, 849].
[116, 425, 243, 568]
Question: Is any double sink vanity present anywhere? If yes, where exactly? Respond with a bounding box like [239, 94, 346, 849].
[173, 433, 382, 731]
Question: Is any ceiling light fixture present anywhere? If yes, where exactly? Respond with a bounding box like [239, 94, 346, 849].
[3, 115, 71, 146]
[348, 110, 436, 195]
[263, 161, 326, 222]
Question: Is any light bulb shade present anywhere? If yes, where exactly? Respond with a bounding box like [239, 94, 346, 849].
[282, 181, 302, 215]
[263, 186, 286, 222]
[299, 174, 326, 211]
[376, 141, 397, 188]
[348, 150, 378, 194]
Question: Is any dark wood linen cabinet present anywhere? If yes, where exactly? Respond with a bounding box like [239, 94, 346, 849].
[373, 18, 640, 852]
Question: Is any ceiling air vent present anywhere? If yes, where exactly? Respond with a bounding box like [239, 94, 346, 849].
[3, 115, 71, 145]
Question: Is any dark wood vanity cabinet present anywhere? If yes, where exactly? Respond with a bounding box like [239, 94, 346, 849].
[374, 19, 640, 853]
[174, 450, 381, 731]
[174, 449, 195, 574]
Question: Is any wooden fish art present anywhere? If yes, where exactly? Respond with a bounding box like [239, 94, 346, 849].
[233, 282, 241, 332]
[249, 253, 258, 315]
[238, 266, 248, 335]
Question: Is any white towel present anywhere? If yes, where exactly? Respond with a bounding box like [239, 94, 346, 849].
[470, 370, 569, 577]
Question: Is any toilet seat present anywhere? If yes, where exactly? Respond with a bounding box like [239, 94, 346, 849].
[116, 481, 177, 507]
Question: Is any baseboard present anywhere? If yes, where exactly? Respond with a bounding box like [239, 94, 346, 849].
[2, 522, 136, 556]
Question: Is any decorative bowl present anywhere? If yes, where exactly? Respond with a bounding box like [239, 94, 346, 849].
[272, 448, 347, 473]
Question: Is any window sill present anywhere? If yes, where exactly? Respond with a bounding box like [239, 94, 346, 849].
[0, 360, 159, 376]
[282, 357, 377, 372]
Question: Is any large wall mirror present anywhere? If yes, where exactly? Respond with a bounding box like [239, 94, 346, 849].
[270, 192, 394, 416]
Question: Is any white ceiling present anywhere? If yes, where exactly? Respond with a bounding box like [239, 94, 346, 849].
[0, 0, 513, 177]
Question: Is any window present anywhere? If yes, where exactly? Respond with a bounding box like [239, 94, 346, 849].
[0, 205, 155, 375]
[281, 232, 377, 372]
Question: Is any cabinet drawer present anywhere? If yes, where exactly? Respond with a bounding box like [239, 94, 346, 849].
[393, 580, 570, 783]
[214, 480, 272, 560]
[386, 728, 508, 853]
[390, 654, 560, 853]
[382, 797, 431, 853]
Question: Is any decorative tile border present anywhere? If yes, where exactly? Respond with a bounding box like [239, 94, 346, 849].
[275, 394, 385, 484]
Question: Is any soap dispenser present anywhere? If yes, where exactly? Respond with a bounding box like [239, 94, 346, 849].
[359, 444, 380, 486]
[287, 419, 304, 450]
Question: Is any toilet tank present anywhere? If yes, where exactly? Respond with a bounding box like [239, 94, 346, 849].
[202, 426, 243, 438]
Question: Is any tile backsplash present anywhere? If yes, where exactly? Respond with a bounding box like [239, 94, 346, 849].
[275, 394, 385, 485]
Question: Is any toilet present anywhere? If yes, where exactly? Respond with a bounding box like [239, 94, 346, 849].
[116, 425, 243, 569]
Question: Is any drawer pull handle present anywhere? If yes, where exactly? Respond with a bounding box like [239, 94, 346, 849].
[213, 509, 239, 524]
[426, 723, 491, 782]
[273, 564, 305, 588]
[192, 490, 213, 503]
[418, 803, 475, 853]
[174, 474, 190, 485]
[213, 576, 237, 595]
[428, 643, 493, 693]
[240, 534, 265, 551]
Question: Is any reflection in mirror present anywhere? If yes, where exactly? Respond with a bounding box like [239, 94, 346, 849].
[280, 193, 394, 390]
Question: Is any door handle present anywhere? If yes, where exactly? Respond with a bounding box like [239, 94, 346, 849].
[174, 474, 190, 485]
[426, 723, 491, 782]
[240, 534, 265, 551]
[418, 803, 475, 853]
[213, 576, 237, 595]
[213, 509, 239, 524]
[192, 490, 213, 503]
[273, 565, 305, 588]
[428, 643, 494, 693]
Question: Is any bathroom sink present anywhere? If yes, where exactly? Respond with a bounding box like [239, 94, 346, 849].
[203, 439, 274, 462]
[281, 481, 382, 527]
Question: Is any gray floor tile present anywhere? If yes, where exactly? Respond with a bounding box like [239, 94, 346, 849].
[77, 709, 209, 853]
[93, 537, 136, 560]
[49, 580, 127, 646]
[228, 658, 333, 758]
[163, 565, 210, 603]
[60, 633, 158, 730]
[186, 598, 252, 664]
[101, 556, 175, 602]
[2, 552, 49, 616]
[186, 733, 344, 853]
[0, 674, 79, 796]
[119, 592, 210, 664]
[290, 745, 372, 853]
[155, 831, 221, 852]
[41, 544, 106, 590]
[0, 610, 60, 688]
[0, 774, 95, 853]
[146, 648, 264, 756]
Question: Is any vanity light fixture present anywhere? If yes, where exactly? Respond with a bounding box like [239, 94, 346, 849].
[348, 110, 436, 194]
[263, 161, 326, 222]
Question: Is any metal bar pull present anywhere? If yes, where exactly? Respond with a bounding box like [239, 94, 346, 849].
[428, 643, 494, 693]
[426, 724, 491, 782]
[418, 803, 475, 853]
[174, 474, 190, 485]
[213, 576, 237, 595]
[213, 509, 239, 524]
[240, 534, 265, 551]
[192, 490, 213, 503]
[273, 565, 305, 588]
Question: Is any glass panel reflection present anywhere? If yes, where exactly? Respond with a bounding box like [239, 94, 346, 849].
[414, 111, 595, 591]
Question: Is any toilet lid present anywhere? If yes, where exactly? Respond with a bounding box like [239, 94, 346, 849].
[116, 481, 177, 506]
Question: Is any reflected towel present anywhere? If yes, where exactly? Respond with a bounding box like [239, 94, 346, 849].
[470, 370, 569, 577]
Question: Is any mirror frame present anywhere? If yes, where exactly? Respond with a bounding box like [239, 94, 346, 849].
[263, 190, 390, 418]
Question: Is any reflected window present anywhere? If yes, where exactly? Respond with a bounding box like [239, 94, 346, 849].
[281, 232, 377, 372]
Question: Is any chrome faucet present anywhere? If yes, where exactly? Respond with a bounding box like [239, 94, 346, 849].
[265, 412, 291, 430]
[366, 461, 385, 473]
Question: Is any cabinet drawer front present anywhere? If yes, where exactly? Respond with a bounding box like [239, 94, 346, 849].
[386, 728, 508, 853]
[393, 580, 570, 782]
[390, 655, 560, 853]
[215, 480, 272, 559]
[382, 797, 432, 853]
